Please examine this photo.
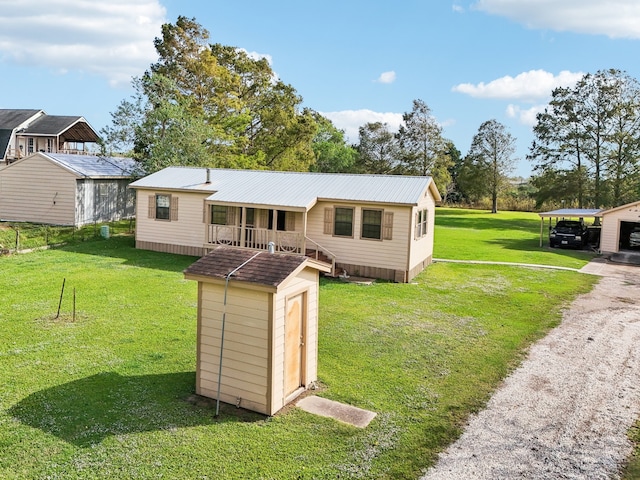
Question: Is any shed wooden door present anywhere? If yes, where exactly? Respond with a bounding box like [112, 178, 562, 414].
[285, 293, 304, 396]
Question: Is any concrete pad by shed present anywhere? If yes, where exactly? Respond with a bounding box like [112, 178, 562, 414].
[296, 396, 376, 428]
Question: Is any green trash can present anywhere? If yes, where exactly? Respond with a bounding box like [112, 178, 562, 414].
[100, 225, 110, 239]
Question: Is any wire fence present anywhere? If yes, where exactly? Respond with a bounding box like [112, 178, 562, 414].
[0, 219, 135, 254]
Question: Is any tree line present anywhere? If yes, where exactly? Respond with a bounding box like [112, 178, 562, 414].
[102, 17, 639, 212]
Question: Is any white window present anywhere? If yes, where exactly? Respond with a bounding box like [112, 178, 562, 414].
[415, 209, 428, 238]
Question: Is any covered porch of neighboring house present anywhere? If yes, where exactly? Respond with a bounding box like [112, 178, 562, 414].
[203, 203, 337, 275]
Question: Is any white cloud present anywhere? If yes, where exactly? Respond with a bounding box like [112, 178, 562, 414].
[0, 0, 166, 87]
[321, 109, 404, 143]
[452, 4, 465, 13]
[473, 0, 640, 39]
[376, 71, 397, 84]
[506, 104, 546, 126]
[241, 49, 273, 66]
[452, 69, 583, 101]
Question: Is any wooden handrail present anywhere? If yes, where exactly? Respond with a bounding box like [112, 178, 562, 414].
[304, 236, 336, 276]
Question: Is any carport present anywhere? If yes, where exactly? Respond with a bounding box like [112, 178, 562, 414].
[538, 209, 602, 247]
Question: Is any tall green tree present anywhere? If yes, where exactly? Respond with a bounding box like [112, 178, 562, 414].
[442, 141, 463, 203]
[310, 113, 357, 173]
[459, 119, 516, 213]
[355, 122, 400, 174]
[529, 69, 640, 208]
[529, 85, 588, 207]
[397, 99, 453, 193]
[102, 16, 316, 173]
[604, 73, 640, 205]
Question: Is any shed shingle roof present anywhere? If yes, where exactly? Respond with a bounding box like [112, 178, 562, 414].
[184, 247, 310, 287]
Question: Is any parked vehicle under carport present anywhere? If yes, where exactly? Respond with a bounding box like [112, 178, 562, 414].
[549, 220, 589, 248]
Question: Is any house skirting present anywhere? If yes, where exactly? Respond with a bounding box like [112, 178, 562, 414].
[136, 240, 205, 257]
[336, 255, 432, 283]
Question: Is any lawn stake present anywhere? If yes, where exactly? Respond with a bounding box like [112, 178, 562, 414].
[56, 278, 66, 319]
[73, 287, 76, 322]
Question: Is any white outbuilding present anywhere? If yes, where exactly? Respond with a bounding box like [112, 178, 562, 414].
[597, 200, 640, 262]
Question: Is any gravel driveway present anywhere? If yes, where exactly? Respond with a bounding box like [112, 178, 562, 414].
[421, 259, 640, 480]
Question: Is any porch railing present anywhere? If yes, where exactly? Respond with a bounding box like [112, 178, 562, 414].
[4, 147, 94, 161]
[206, 225, 303, 253]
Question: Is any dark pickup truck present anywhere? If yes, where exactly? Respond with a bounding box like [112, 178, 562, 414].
[549, 220, 588, 248]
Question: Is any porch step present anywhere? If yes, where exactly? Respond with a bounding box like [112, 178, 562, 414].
[305, 248, 343, 277]
[305, 248, 332, 264]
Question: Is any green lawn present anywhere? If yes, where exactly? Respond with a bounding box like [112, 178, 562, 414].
[0, 215, 600, 479]
[434, 207, 596, 268]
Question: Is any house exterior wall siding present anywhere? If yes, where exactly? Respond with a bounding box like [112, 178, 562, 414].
[306, 200, 411, 273]
[135, 189, 208, 252]
[0, 154, 76, 225]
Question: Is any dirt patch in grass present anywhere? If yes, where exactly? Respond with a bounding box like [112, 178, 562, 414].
[421, 261, 640, 479]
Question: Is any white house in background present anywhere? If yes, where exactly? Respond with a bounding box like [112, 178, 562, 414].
[0, 152, 137, 226]
[129, 167, 441, 282]
[597, 200, 640, 256]
[0, 109, 100, 164]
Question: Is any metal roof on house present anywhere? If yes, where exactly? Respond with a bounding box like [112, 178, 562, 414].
[129, 166, 438, 209]
[184, 247, 310, 287]
[40, 153, 137, 178]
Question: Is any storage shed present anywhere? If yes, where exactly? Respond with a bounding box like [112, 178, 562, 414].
[0, 152, 136, 226]
[598, 200, 640, 261]
[184, 247, 330, 416]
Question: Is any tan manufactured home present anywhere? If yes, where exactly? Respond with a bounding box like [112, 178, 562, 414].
[598, 200, 640, 256]
[0, 152, 136, 226]
[129, 167, 440, 282]
[184, 247, 329, 415]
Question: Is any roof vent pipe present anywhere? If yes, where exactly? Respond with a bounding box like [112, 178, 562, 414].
[268, 241, 275, 254]
[205, 168, 211, 184]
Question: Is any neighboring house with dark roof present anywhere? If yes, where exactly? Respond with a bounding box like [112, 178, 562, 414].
[0, 152, 136, 226]
[0, 109, 100, 164]
[129, 166, 441, 282]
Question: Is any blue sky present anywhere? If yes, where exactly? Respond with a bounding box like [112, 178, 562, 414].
[1, 1, 640, 177]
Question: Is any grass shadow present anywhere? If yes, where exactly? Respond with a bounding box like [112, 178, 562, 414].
[436, 215, 540, 232]
[485, 237, 598, 257]
[9, 371, 266, 447]
[53, 235, 199, 273]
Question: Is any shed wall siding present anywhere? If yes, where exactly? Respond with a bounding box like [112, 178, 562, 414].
[135, 189, 208, 252]
[306, 200, 411, 272]
[600, 203, 640, 253]
[76, 178, 135, 226]
[270, 268, 319, 412]
[197, 282, 271, 414]
[0, 154, 76, 225]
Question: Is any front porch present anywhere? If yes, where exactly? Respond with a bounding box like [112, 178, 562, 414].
[206, 224, 303, 253]
[205, 224, 336, 275]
